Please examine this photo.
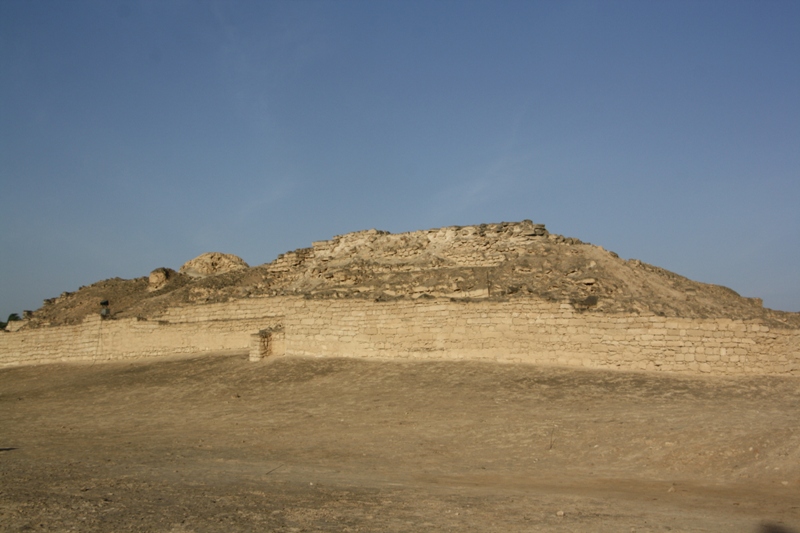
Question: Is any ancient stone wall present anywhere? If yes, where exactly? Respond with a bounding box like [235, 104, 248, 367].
[0, 314, 273, 366]
[281, 299, 799, 375]
[1, 296, 797, 375]
[152, 297, 283, 323]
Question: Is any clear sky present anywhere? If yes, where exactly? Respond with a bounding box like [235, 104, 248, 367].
[1, 0, 799, 318]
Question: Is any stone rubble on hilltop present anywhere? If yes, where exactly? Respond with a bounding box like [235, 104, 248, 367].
[179, 252, 250, 278]
[15, 221, 800, 330]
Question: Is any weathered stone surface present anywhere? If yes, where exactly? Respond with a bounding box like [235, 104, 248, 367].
[1, 296, 798, 376]
[5, 319, 27, 332]
[148, 267, 176, 291]
[180, 252, 249, 278]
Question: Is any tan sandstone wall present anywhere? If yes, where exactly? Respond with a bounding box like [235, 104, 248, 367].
[281, 298, 799, 375]
[152, 297, 282, 323]
[0, 314, 276, 366]
[1, 296, 798, 375]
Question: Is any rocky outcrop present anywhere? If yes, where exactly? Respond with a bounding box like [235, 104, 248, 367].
[148, 268, 177, 291]
[180, 253, 249, 278]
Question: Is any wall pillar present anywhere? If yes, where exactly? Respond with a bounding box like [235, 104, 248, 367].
[249, 325, 285, 362]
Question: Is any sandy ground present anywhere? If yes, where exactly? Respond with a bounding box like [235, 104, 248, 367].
[1, 353, 798, 532]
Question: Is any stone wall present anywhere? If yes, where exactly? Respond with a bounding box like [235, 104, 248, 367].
[281, 299, 799, 375]
[0, 314, 277, 366]
[1, 296, 798, 375]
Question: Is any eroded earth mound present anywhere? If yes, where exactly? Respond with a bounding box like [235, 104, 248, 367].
[17, 221, 800, 329]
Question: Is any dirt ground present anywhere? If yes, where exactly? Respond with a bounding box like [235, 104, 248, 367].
[1, 354, 798, 532]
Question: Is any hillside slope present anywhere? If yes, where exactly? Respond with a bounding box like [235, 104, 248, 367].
[17, 221, 800, 329]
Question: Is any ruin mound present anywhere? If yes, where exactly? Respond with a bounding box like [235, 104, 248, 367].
[18, 221, 800, 329]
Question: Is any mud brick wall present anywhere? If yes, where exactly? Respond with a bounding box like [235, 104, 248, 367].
[1, 296, 798, 375]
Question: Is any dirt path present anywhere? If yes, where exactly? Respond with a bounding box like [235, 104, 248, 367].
[1, 354, 798, 532]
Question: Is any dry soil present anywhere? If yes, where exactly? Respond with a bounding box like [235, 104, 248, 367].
[1, 354, 799, 532]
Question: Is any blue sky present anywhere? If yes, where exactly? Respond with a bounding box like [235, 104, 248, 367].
[1, 0, 799, 317]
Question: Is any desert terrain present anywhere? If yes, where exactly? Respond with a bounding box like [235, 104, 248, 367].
[1, 353, 798, 532]
[3, 221, 799, 531]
